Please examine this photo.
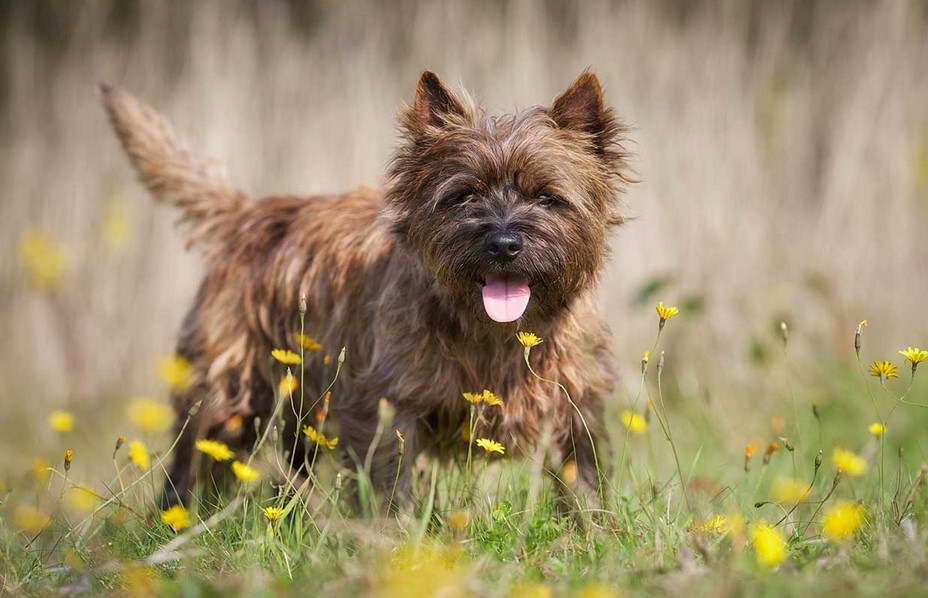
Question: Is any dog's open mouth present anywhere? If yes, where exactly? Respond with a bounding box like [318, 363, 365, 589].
[479, 273, 531, 322]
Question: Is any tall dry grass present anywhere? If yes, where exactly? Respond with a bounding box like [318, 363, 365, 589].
[1, 0, 927, 465]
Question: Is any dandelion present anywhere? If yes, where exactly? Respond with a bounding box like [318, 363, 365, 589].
[224, 415, 243, 434]
[749, 522, 788, 568]
[323, 354, 332, 365]
[65, 486, 102, 513]
[303, 425, 339, 449]
[899, 346, 928, 376]
[231, 460, 260, 483]
[64, 449, 73, 472]
[271, 349, 301, 365]
[516, 331, 543, 348]
[481, 390, 503, 407]
[13, 505, 52, 532]
[447, 509, 470, 532]
[278, 372, 298, 395]
[195, 439, 234, 461]
[575, 584, 621, 598]
[772, 477, 810, 505]
[48, 410, 74, 433]
[869, 360, 898, 382]
[744, 444, 755, 472]
[475, 438, 505, 455]
[832, 447, 868, 476]
[562, 461, 578, 485]
[462, 392, 482, 404]
[20, 230, 68, 289]
[462, 390, 503, 407]
[127, 441, 150, 470]
[158, 355, 192, 390]
[763, 442, 779, 465]
[128, 399, 173, 433]
[868, 422, 886, 437]
[621, 410, 648, 434]
[262, 506, 286, 521]
[511, 583, 553, 598]
[161, 505, 190, 532]
[655, 301, 679, 329]
[295, 333, 322, 351]
[822, 501, 866, 542]
[32, 457, 50, 485]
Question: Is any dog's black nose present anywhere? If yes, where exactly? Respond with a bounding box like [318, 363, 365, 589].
[485, 231, 523, 263]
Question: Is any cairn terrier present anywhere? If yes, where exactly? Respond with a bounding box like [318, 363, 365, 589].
[101, 70, 631, 511]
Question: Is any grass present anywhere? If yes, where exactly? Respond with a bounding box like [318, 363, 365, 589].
[2, 307, 928, 597]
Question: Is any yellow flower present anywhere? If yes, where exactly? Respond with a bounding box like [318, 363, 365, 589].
[475, 438, 505, 455]
[295, 333, 322, 352]
[749, 522, 788, 568]
[575, 583, 621, 598]
[32, 457, 50, 485]
[395, 429, 405, 443]
[231, 460, 260, 483]
[102, 201, 130, 249]
[128, 399, 173, 433]
[195, 439, 234, 461]
[832, 447, 868, 476]
[655, 301, 680, 323]
[447, 509, 470, 532]
[621, 410, 648, 434]
[511, 583, 553, 598]
[128, 441, 150, 470]
[516, 331, 543, 348]
[822, 500, 866, 542]
[323, 354, 332, 365]
[65, 486, 102, 513]
[271, 349, 302, 365]
[868, 422, 886, 437]
[64, 449, 73, 471]
[48, 410, 74, 433]
[869, 360, 898, 380]
[263, 506, 286, 521]
[462, 392, 482, 404]
[899, 346, 928, 365]
[278, 373, 298, 395]
[158, 355, 192, 390]
[481, 390, 503, 407]
[20, 230, 68, 289]
[224, 415, 244, 434]
[562, 460, 578, 485]
[13, 505, 52, 532]
[303, 425, 339, 449]
[772, 477, 809, 505]
[161, 505, 190, 532]
[642, 351, 650, 363]
[702, 513, 744, 538]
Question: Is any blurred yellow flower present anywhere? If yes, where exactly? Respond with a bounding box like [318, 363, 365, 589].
[869, 360, 898, 380]
[655, 301, 679, 323]
[48, 410, 74, 433]
[323, 354, 332, 365]
[822, 500, 866, 542]
[158, 355, 192, 391]
[13, 504, 52, 532]
[195, 439, 234, 461]
[263, 506, 286, 521]
[702, 513, 744, 539]
[621, 411, 648, 434]
[832, 447, 868, 476]
[772, 477, 809, 505]
[475, 438, 505, 455]
[66, 485, 102, 513]
[868, 423, 886, 437]
[128, 441, 150, 470]
[121, 563, 159, 598]
[303, 425, 339, 449]
[231, 460, 260, 483]
[295, 333, 322, 351]
[102, 201, 130, 249]
[224, 415, 244, 434]
[447, 509, 470, 532]
[511, 583, 553, 598]
[161, 505, 190, 532]
[278, 372, 298, 395]
[575, 584, 621, 598]
[20, 230, 68, 289]
[128, 399, 173, 433]
[562, 460, 578, 485]
[749, 522, 787, 568]
[32, 457, 50, 485]
[516, 331, 543, 348]
[271, 349, 301, 365]
[380, 543, 465, 598]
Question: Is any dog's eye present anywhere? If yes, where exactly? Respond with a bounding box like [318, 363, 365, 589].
[440, 190, 475, 209]
[536, 193, 561, 208]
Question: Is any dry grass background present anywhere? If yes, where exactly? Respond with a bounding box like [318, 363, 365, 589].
[1, 0, 927, 470]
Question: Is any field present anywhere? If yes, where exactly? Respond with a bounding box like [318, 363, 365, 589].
[3, 1, 928, 596]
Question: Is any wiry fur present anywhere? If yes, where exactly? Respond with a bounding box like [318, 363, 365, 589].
[100, 71, 631, 510]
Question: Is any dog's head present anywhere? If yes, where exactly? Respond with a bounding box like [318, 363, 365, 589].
[385, 71, 631, 325]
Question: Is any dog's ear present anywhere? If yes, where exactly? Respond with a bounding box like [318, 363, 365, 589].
[550, 71, 618, 154]
[411, 71, 468, 128]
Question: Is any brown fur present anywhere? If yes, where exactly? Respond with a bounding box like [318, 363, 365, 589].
[100, 71, 631, 510]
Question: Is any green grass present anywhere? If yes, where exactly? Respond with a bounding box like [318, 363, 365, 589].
[3, 325, 928, 597]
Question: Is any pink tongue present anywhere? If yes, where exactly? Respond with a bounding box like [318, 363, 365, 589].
[481, 274, 531, 322]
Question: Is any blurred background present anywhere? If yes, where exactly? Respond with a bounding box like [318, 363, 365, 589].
[2, 0, 927, 475]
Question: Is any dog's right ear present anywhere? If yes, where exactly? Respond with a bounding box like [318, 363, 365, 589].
[409, 71, 469, 129]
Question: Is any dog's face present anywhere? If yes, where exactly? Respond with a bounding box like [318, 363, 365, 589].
[386, 71, 630, 325]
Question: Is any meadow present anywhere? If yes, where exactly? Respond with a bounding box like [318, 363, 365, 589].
[3, 1, 928, 595]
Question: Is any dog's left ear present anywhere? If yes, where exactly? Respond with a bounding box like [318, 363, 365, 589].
[413, 71, 468, 128]
[550, 71, 618, 154]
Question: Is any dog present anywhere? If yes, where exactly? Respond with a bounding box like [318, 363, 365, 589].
[101, 70, 630, 512]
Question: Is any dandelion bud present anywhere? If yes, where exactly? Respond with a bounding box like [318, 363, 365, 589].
[814, 450, 823, 472]
[378, 398, 395, 426]
[335, 472, 343, 491]
[64, 449, 73, 472]
[337, 346, 346, 365]
[657, 351, 665, 376]
[779, 321, 789, 346]
[763, 442, 779, 465]
[812, 404, 820, 421]
[395, 429, 405, 454]
[854, 320, 868, 358]
[778, 437, 794, 452]
[271, 425, 279, 444]
[641, 351, 650, 375]
[744, 444, 755, 472]
[189, 400, 203, 417]
[113, 436, 126, 459]
[299, 294, 307, 315]
[754, 501, 770, 508]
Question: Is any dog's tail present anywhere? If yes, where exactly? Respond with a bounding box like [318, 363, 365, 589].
[100, 84, 246, 250]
